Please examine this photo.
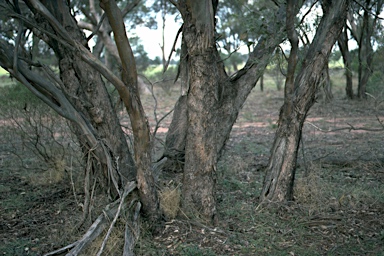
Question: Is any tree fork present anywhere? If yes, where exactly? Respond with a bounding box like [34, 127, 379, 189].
[100, 0, 160, 225]
[260, 0, 348, 203]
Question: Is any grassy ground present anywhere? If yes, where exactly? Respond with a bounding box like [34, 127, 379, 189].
[1, 72, 384, 255]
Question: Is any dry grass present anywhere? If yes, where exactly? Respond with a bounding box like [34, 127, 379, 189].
[294, 163, 338, 215]
[80, 220, 125, 256]
[2, 71, 384, 255]
[159, 186, 181, 220]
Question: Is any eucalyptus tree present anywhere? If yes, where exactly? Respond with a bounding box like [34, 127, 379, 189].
[0, 1, 159, 254]
[0, 2, 351, 255]
[260, 0, 348, 202]
[165, 0, 297, 221]
[348, 0, 384, 98]
[214, 0, 276, 73]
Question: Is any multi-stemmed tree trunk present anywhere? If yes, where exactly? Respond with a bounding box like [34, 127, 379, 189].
[99, 0, 159, 224]
[1, 0, 160, 229]
[260, 0, 348, 202]
[170, 0, 289, 221]
[34, 1, 136, 193]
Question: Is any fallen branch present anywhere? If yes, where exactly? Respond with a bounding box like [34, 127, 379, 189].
[96, 181, 136, 256]
[44, 182, 138, 256]
[123, 201, 141, 256]
[306, 121, 384, 133]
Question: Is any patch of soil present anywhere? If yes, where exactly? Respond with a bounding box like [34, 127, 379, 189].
[1, 88, 384, 255]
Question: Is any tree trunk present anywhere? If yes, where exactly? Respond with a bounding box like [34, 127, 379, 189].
[165, 3, 288, 165]
[168, 2, 294, 220]
[177, 0, 221, 222]
[100, 0, 159, 224]
[175, 1, 289, 222]
[338, 24, 353, 99]
[27, 0, 159, 223]
[321, 63, 333, 102]
[357, 10, 373, 99]
[260, 73, 264, 92]
[39, 0, 136, 188]
[347, 0, 383, 99]
[260, 0, 348, 203]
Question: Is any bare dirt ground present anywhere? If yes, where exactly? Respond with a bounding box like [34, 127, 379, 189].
[1, 84, 384, 255]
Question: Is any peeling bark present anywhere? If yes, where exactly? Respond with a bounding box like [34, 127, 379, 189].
[164, 1, 288, 221]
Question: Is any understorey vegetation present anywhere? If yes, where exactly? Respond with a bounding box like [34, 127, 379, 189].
[1, 0, 384, 255]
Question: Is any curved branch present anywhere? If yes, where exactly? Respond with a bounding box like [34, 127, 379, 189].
[100, 0, 159, 221]
[0, 40, 102, 157]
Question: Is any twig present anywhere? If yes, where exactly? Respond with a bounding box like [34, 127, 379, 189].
[100, 142, 121, 197]
[140, 75, 175, 139]
[377, 116, 384, 129]
[69, 156, 79, 207]
[352, 0, 384, 20]
[164, 25, 183, 73]
[45, 200, 120, 255]
[96, 181, 136, 256]
[306, 121, 384, 133]
[76, 149, 93, 229]
[188, 220, 227, 235]
[123, 201, 141, 256]
[86, 12, 106, 41]
[299, 0, 319, 25]
[43, 241, 79, 256]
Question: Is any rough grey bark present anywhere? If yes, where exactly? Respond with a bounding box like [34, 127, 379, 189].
[29, 0, 136, 187]
[260, 0, 348, 202]
[175, 0, 222, 222]
[2, 0, 160, 227]
[169, 0, 289, 221]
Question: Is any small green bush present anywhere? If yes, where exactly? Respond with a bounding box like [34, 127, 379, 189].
[367, 71, 384, 96]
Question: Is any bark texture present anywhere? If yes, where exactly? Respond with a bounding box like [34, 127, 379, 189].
[100, 0, 159, 224]
[171, 1, 288, 221]
[177, 0, 221, 221]
[34, 0, 136, 187]
[14, 0, 159, 224]
[260, 0, 348, 202]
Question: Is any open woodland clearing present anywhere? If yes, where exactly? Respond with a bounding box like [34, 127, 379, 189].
[1, 74, 383, 255]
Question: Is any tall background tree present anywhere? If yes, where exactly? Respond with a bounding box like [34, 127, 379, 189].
[348, 0, 384, 98]
[260, 0, 348, 202]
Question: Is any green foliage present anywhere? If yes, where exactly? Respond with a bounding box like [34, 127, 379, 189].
[143, 64, 178, 82]
[216, 0, 277, 71]
[367, 71, 384, 96]
[0, 83, 41, 108]
[130, 36, 151, 72]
